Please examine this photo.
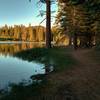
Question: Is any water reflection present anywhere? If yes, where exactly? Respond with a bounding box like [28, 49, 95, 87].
[0, 42, 44, 56]
[0, 42, 46, 90]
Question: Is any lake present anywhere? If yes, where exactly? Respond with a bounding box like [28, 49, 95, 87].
[0, 42, 45, 90]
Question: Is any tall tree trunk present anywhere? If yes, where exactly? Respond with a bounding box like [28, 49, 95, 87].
[69, 35, 73, 46]
[46, 0, 51, 48]
[88, 33, 92, 47]
[74, 33, 77, 50]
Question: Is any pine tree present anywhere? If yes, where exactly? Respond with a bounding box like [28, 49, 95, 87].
[56, 0, 100, 48]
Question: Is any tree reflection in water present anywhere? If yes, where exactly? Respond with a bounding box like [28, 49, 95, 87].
[0, 42, 52, 84]
[0, 42, 44, 56]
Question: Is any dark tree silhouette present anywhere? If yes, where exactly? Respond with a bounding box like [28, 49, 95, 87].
[29, 0, 52, 48]
[46, 0, 51, 48]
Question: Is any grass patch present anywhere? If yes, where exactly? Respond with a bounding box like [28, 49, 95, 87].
[14, 47, 76, 72]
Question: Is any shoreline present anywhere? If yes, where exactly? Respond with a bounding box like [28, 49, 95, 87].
[0, 41, 55, 44]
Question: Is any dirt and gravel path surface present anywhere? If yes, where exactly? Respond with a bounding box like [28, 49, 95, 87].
[45, 49, 100, 100]
[70, 49, 100, 100]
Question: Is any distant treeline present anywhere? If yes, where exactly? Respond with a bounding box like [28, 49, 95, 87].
[0, 24, 46, 42]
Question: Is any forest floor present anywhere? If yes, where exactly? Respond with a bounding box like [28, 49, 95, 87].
[39, 48, 100, 100]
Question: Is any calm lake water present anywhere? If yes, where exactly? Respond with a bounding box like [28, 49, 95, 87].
[0, 42, 45, 90]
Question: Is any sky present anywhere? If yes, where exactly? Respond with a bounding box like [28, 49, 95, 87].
[0, 0, 57, 27]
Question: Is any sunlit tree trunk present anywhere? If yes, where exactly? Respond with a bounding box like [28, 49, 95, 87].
[46, 0, 51, 48]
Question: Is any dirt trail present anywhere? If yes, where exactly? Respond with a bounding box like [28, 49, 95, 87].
[46, 49, 100, 100]
[70, 49, 100, 100]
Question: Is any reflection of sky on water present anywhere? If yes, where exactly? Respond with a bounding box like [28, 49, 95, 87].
[0, 49, 45, 89]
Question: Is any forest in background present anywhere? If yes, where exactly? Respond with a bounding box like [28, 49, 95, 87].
[0, 24, 46, 42]
[0, 24, 69, 46]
